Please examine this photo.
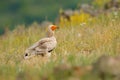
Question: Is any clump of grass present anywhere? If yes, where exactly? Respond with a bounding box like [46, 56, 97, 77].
[0, 11, 120, 80]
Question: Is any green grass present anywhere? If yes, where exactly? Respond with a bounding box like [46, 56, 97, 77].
[0, 12, 120, 80]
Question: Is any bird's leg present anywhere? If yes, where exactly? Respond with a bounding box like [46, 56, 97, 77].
[44, 52, 51, 57]
[43, 49, 49, 56]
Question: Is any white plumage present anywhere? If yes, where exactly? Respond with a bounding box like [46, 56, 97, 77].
[24, 25, 58, 59]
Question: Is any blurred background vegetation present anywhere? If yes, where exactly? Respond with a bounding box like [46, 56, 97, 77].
[0, 0, 92, 34]
[0, 0, 120, 80]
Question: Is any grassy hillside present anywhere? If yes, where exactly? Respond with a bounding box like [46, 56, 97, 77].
[0, 11, 120, 80]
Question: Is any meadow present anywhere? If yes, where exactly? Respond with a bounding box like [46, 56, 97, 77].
[0, 11, 120, 80]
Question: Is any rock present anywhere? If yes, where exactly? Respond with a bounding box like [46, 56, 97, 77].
[93, 55, 120, 80]
[80, 4, 99, 17]
[60, 9, 74, 21]
[104, 0, 120, 10]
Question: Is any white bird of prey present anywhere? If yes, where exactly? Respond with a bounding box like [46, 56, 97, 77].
[24, 25, 59, 59]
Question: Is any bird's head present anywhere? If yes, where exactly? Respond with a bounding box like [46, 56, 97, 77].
[48, 25, 59, 31]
